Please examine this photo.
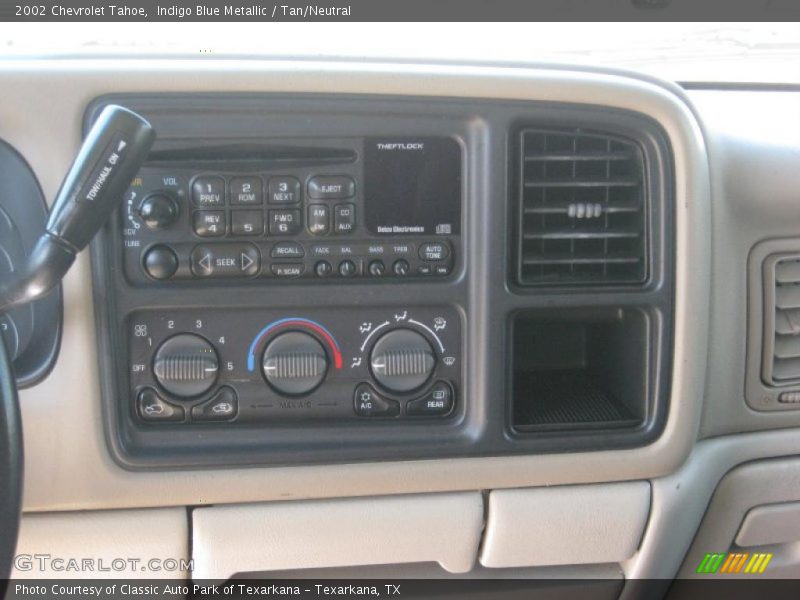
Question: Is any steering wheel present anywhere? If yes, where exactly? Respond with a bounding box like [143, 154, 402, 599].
[0, 334, 22, 579]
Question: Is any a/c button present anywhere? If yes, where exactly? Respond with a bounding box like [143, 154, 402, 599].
[354, 383, 399, 417]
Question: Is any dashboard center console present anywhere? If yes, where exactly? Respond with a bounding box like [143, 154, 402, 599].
[90, 93, 673, 470]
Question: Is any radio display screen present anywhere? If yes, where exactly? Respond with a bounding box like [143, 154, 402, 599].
[363, 137, 461, 236]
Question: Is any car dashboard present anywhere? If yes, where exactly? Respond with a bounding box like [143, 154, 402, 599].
[3, 58, 800, 592]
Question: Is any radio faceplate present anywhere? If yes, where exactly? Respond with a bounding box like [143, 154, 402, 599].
[121, 136, 461, 285]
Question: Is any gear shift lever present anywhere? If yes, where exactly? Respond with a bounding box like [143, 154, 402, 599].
[0, 105, 155, 313]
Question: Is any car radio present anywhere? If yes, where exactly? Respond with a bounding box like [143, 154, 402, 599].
[120, 136, 462, 284]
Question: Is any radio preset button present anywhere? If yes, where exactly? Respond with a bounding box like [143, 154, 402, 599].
[143, 245, 179, 280]
[192, 177, 225, 207]
[307, 204, 330, 236]
[271, 242, 305, 259]
[191, 243, 260, 278]
[314, 260, 332, 277]
[193, 210, 226, 237]
[354, 384, 400, 418]
[308, 175, 355, 200]
[334, 203, 356, 234]
[269, 210, 302, 236]
[230, 177, 262, 205]
[231, 210, 264, 236]
[338, 260, 357, 277]
[419, 243, 450, 262]
[268, 176, 301, 204]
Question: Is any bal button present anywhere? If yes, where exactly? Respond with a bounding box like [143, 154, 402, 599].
[339, 260, 356, 277]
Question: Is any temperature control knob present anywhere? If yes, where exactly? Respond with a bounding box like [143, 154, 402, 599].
[153, 333, 219, 398]
[369, 328, 435, 393]
[262, 331, 328, 396]
[139, 192, 179, 229]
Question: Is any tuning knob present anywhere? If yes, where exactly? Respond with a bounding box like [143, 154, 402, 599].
[369, 328, 435, 393]
[262, 331, 328, 396]
[139, 192, 179, 229]
[153, 333, 219, 398]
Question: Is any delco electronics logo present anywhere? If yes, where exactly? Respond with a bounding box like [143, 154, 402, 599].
[376, 142, 425, 151]
[696, 552, 773, 575]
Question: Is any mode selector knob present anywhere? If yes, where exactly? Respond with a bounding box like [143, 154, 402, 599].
[262, 331, 328, 396]
[370, 328, 436, 393]
[153, 333, 219, 398]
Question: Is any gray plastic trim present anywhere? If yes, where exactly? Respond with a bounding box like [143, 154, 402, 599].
[0, 58, 709, 511]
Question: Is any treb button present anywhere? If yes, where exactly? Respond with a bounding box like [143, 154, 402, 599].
[191, 243, 260, 278]
[354, 383, 400, 418]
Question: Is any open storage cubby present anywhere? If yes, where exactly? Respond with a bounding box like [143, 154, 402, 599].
[511, 308, 649, 433]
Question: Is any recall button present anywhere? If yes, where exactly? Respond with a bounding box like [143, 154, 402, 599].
[270, 242, 305, 259]
[191, 243, 260, 278]
[308, 175, 355, 200]
[418, 242, 450, 262]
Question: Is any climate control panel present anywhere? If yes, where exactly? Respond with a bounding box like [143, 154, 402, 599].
[127, 306, 462, 425]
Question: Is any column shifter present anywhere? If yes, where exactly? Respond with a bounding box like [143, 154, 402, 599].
[0, 105, 155, 313]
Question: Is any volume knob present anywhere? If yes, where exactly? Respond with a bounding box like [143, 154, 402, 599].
[262, 331, 328, 396]
[153, 333, 219, 398]
[369, 328, 435, 393]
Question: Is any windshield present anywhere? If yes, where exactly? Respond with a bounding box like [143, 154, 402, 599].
[3, 22, 800, 84]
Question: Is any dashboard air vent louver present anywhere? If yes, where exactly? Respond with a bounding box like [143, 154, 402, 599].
[764, 255, 800, 385]
[516, 128, 648, 286]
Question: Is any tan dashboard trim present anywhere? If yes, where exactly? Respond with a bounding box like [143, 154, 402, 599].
[0, 59, 710, 511]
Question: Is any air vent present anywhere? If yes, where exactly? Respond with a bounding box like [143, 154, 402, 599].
[764, 254, 800, 386]
[516, 128, 648, 286]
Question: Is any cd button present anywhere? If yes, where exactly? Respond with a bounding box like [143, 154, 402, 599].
[334, 203, 356, 234]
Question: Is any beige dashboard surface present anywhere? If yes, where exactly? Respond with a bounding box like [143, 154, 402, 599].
[0, 59, 710, 512]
